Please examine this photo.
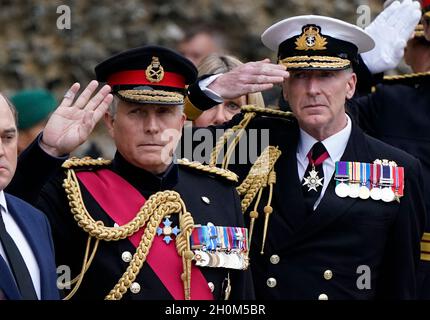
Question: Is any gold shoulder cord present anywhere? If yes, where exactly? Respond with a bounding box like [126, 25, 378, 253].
[209, 109, 257, 169]
[208, 105, 290, 254]
[209, 105, 293, 169]
[61, 158, 195, 300]
[236, 146, 281, 254]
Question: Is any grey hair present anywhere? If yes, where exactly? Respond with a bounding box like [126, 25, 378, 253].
[108, 95, 120, 118]
[177, 104, 184, 114]
[0, 93, 18, 126]
[109, 95, 184, 118]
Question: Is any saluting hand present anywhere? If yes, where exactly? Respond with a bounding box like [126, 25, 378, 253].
[40, 80, 113, 157]
[208, 59, 289, 100]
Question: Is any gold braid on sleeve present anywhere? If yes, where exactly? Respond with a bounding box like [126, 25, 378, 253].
[62, 167, 195, 300]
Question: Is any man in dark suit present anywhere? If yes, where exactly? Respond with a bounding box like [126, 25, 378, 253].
[184, 15, 426, 299]
[0, 93, 59, 300]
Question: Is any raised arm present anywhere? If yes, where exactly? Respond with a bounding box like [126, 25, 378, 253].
[6, 81, 113, 204]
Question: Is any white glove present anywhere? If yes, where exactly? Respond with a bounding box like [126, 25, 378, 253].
[362, 0, 421, 74]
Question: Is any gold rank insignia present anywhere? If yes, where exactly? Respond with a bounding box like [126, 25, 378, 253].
[295, 25, 328, 51]
[145, 56, 164, 82]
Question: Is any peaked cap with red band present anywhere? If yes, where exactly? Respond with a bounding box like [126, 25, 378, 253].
[95, 45, 197, 105]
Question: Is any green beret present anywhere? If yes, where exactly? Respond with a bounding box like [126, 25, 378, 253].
[11, 89, 57, 130]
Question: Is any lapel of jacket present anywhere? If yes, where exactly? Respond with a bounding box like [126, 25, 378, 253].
[260, 122, 313, 250]
[283, 119, 373, 249]
[275, 125, 309, 229]
[0, 254, 21, 299]
[5, 194, 48, 299]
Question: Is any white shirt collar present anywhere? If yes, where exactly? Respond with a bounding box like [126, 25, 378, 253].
[0, 190, 7, 214]
[298, 114, 352, 162]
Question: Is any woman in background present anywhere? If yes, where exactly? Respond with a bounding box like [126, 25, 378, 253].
[193, 54, 265, 127]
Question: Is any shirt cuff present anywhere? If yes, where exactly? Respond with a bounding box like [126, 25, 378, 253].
[198, 74, 224, 103]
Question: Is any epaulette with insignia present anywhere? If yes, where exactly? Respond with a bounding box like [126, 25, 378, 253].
[382, 71, 430, 86]
[62, 156, 111, 169]
[177, 158, 238, 183]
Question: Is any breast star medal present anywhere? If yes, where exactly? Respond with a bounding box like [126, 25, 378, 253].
[303, 168, 324, 192]
[156, 216, 180, 244]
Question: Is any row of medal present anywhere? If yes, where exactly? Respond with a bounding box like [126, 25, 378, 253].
[334, 160, 404, 203]
[190, 224, 249, 270]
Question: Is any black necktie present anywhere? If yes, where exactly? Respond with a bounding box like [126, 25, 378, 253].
[301, 142, 328, 214]
[0, 210, 38, 300]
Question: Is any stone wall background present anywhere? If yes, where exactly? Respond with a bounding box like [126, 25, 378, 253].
[0, 0, 383, 97]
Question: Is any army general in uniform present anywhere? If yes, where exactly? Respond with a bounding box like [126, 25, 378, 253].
[8, 46, 254, 300]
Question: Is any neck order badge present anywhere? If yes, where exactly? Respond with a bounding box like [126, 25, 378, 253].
[302, 142, 329, 192]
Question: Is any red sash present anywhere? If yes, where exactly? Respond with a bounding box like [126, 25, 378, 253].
[76, 169, 214, 300]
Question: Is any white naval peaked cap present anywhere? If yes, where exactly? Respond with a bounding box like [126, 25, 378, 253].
[261, 15, 375, 70]
[261, 15, 375, 53]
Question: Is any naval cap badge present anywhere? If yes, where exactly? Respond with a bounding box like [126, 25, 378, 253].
[295, 25, 328, 51]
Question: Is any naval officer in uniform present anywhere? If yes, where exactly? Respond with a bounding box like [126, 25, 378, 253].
[184, 15, 427, 299]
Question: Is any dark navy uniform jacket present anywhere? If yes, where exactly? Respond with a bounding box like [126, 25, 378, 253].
[252, 117, 424, 299]
[180, 70, 429, 298]
[349, 78, 430, 212]
[7, 141, 254, 300]
[348, 75, 430, 298]
[180, 109, 426, 299]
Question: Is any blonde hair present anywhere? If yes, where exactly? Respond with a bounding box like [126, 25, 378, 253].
[197, 54, 265, 108]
